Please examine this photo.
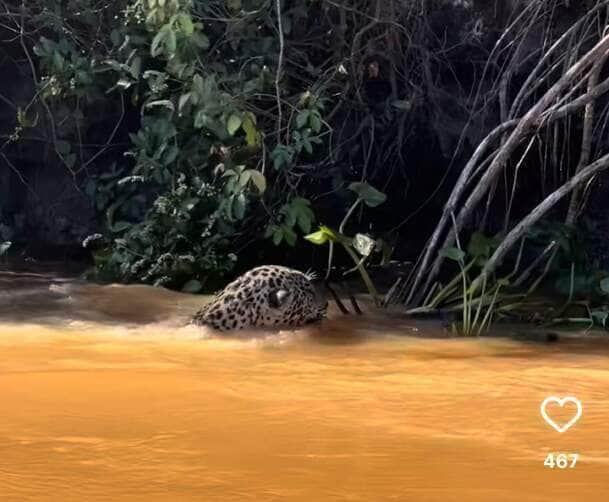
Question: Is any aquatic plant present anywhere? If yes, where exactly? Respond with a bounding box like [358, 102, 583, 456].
[305, 182, 391, 306]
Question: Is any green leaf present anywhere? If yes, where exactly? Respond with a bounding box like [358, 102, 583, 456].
[302, 139, 313, 154]
[130, 56, 142, 78]
[348, 182, 387, 207]
[233, 193, 246, 219]
[272, 227, 283, 245]
[600, 277, 609, 294]
[264, 225, 275, 239]
[194, 110, 207, 128]
[304, 225, 337, 245]
[165, 29, 177, 54]
[151, 25, 177, 57]
[144, 99, 175, 112]
[192, 74, 204, 97]
[162, 145, 179, 165]
[238, 169, 251, 188]
[297, 208, 313, 233]
[309, 111, 322, 133]
[52, 51, 64, 71]
[192, 32, 210, 50]
[227, 0, 241, 11]
[178, 93, 191, 113]
[151, 29, 167, 57]
[182, 197, 199, 211]
[242, 113, 260, 147]
[296, 110, 310, 128]
[271, 145, 293, 170]
[283, 225, 297, 246]
[182, 279, 203, 293]
[287, 197, 314, 233]
[227, 114, 242, 136]
[467, 232, 499, 259]
[248, 169, 266, 193]
[439, 246, 465, 262]
[304, 230, 328, 245]
[174, 13, 194, 35]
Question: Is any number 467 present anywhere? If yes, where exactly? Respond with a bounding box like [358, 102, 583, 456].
[544, 453, 578, 469]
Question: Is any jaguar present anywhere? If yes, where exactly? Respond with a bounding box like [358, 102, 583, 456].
[192, 265, 328, 331]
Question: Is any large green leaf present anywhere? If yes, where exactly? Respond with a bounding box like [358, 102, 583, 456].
[348, 182, 387, 207]
[304, 230, 328, 245]
[467, 232, 500, 259]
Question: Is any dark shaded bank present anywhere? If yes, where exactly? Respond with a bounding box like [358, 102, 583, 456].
[0, 2, 599, 253]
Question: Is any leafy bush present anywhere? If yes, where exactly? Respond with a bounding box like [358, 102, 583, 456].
[19, 0, 331, 290]
[11, 0, 495, 292]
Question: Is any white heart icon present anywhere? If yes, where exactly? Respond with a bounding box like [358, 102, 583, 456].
[540, 396, 583, 433]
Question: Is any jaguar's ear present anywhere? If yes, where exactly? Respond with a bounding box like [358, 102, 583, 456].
[269, 288, 289, 308]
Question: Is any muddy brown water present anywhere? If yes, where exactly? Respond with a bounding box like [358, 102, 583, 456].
[0, 271, 608, 501]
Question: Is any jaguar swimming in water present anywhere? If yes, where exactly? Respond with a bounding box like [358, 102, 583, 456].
[192, 265, 328, 331]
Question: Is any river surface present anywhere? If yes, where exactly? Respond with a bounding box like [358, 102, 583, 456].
[1, 271, 608, 501]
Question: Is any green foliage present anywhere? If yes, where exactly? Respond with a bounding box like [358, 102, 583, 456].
[304, 225, 338, 246]
[467, 232, 500, 265]
[348, 182, 387, 208]
[305, 183, 390, 304]
[266, 197, 316, 246]
[422, 233, 509, 336]
[439, 246, 465, 263]
[24, 0, 335, 289]
[528, 220, 609, 299]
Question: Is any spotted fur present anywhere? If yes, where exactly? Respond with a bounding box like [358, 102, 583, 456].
[192, 265, 328, 331]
